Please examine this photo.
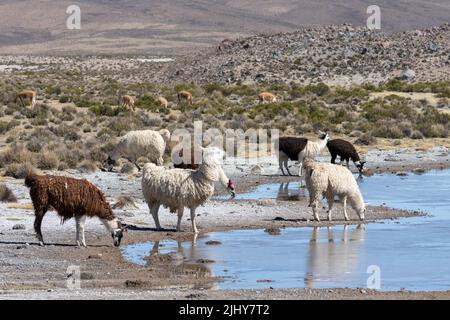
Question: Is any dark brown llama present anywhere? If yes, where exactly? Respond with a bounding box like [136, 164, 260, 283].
[25, 174, 125, 247]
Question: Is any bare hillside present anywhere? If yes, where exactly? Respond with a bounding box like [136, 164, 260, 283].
[0, 0, 449, 55]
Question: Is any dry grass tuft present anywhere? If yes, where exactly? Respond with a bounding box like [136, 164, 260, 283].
[0, 184, 17, 202]
[112, 195, 138, 209]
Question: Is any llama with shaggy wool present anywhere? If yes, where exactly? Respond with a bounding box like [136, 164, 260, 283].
[302, 159, 365, 222]
[107, 129, 171, 171]
[25, 174, 124, 247]
[141, 147, 235, 233]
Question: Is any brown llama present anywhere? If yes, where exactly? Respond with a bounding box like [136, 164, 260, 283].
[121, 95, 135, 111]
[177, 90, 193, 105]
[16, 90, 37, 107]
[25, 174, 125, 247]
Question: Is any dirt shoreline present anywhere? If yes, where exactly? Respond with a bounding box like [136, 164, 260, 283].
[0, 150, 446, 300]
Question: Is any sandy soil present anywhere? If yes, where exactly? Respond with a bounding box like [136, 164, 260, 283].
[0, 150, 446, 299]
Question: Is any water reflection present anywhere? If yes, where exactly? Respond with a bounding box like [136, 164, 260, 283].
[276, 182, 307, 201]
[304, 224, 365, 288]
[122, 234, 200, 267]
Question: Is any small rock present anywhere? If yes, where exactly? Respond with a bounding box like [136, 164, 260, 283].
[205, 240, 222, 246]
[250, 165, 264, 175]
[196, 259, 215, 264]
[256, 199, 276, 206]
[413, 168, 426, 174]
[80, 272, 95, 280]
[125, 280, 144, 288]
[12, 224, 26, 230]
[400, 69, 416, 80]
[186, 293, 207, 299]
[264, 227, 281, 236]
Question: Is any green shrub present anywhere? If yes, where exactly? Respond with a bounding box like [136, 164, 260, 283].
[0, 120, 20, 134]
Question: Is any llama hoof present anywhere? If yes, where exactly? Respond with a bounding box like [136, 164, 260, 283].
[76, 241, 87, 248]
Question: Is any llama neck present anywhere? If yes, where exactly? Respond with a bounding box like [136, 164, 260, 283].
[198, 163, 229, 188]
[216, 164, 230, 188]
[315, 138, 328, 151]
[101, 218, 120, 232]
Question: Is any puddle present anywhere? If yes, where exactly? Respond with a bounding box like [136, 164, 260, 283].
[231, 181, 307, 201]
[122, 169, 450, 291]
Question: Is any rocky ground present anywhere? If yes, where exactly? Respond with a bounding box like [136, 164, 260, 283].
[1, 24, 449, 86]
[156, 24, 450, 85]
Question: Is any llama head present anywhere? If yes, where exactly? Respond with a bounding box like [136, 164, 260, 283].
[227, 179, 236, 198]
[111, 220, 127, 247]
[302, 158, 315, 170]
[318, 132, 330, 142]
[356, 161, 367, 174]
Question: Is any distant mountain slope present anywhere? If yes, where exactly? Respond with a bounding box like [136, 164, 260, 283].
[0, 0, 449, 55]
[153, 24, 450, 85]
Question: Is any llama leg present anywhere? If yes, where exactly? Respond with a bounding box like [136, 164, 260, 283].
[75, 215, 87, 247]
[149, 203, 162, 230]
[190, 208, 198, 233]
[34, 207, 47, 246]
[331, 154, 336, 164]
[285, 160, 293, 176]
[326, 194, 334, 221]
[279, 159, 285, 175]
[298, 153, 305, 176]
[342, 196, 350, 221]
[312, 201, 320, 222]
[176, 207, 184, 232]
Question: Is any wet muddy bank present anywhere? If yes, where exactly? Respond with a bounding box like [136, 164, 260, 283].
[1, 287, 449, 300]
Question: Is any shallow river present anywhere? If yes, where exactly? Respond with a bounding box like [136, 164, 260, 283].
[122, 170, 450, 291]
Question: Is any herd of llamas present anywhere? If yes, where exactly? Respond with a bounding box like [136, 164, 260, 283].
[9, 89, 367, 247]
